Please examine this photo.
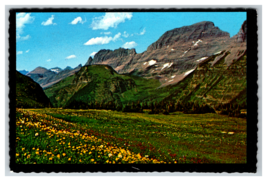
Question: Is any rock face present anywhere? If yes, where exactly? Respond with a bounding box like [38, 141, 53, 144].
[27, 65, 82, 88]
[16, 71, 52, 108]
[85, 21, 234, 86]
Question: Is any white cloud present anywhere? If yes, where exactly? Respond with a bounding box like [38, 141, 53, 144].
[17, 51, 23, 55]
[91, 12, 132, 30]
[122, 41, 137, 49]
[90, 52, 97, 57]
[70, 17, 86, 24]
[84, 36, 113, 45]
[41, 15, 56, 26]
[26, 49, 30, 53]
[84, 32, 121, 46]
[113, 32, 121, 40]
[47, 59, 51, 62]
[16, 13, 34, 40]
[140, 28, 146, 35]
[100, 32, 112, 35]
[65, 55, 76, 59]
[122, 31, 129, 38]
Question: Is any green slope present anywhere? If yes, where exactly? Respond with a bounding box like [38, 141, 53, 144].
[16, 71, 52, 108]
[44, 65, 162, 108]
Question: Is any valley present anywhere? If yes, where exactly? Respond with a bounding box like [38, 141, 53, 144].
[15, 19, 247, 164]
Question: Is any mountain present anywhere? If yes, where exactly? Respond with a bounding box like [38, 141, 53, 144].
[157, 20, 247, 107]
[27, 65, 82, 88]
[43, 20, 246, 111]
[85, 21, 232, 86]
[44, 64, 160, 108]
[18, 70, 29, 75]
[16, 71, 52, 108]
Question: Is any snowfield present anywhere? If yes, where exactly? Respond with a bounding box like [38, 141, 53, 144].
[184, 69, 195, 76]
[196, 57, 208, 62]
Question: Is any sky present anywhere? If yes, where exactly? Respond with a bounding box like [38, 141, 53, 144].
[16, 12, 246, 71]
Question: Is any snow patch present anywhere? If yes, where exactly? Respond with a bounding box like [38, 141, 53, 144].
[161, 63, 173, 70]
[213, 51, 222, 55]
[168, 79, 173, 82]
[184, 69, 195, 76]
[171, 49, 174, 51]
[196, 57, 208, 62]
[193, 39, 202, 46]
[171, 75, 176, 78]
[148, 60, 157, 66]
[50, 69, 60, 73]
[143, 62, 147, 65]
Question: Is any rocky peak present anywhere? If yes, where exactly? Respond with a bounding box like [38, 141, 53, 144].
[91, 48, 136, 65]
[147, 21, 230, 51]
[85, 56, 93, 66]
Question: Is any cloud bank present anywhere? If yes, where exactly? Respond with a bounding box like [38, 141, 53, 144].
[91, 13, 132, 30]
[16, 13, 34, 40]
[84, 32, 121, 45]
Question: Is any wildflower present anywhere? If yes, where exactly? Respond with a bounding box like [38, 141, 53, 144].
[22, 148, 25, 151]
[145, 155, 149, 158]
[108, 153, 112, 157]
[63, 153, 66, 156]
[49, 157, 53, 160]
[35, 133, 39, 136]
[79, 159, 82, 162]
[24, 153, 27, 156]
[91, 159, 94, 162]
[27, 155, 30, 159]
[32, 148, 35, 150]
[68, 158, 71, 161]
[16, 153, 19, 157]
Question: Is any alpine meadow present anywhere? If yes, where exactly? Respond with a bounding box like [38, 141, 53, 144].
[15, 12, 247, 165]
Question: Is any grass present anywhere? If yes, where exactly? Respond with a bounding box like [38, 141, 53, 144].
[16, 108, 247, 164]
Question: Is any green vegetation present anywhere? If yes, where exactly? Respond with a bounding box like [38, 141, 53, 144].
[18, 108, 247, 164]
[16, 71, 52, 108]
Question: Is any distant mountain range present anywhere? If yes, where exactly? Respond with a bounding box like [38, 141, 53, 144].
[26, 64, 82, 88]
[18, 70, 29, 75]
[19, 20, 247, 110]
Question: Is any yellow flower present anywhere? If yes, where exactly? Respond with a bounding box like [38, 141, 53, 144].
[79, 159, 82, 162]
[63, 153, 66, 156]
[32, 148, 35, 150]
[27, 155, 30, 159]
[36, 151, 39, 155]
[16, 153, 19, 157]
[35, 133, 39, 136]
[68, 158, 71, 161]
[22, 148, 25, 151]
[24, 153, 27, 156]
[108, 153, 112, 157]
[91, 159, 94, 162]
[49, 157, 53, 160]
[57, 154, 60, 159]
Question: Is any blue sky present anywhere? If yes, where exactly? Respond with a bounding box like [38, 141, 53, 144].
[16, 12, 246, 71]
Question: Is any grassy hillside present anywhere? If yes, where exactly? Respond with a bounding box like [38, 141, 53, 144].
[44, 65, 162, 108]
[16, 71, 52, 108]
